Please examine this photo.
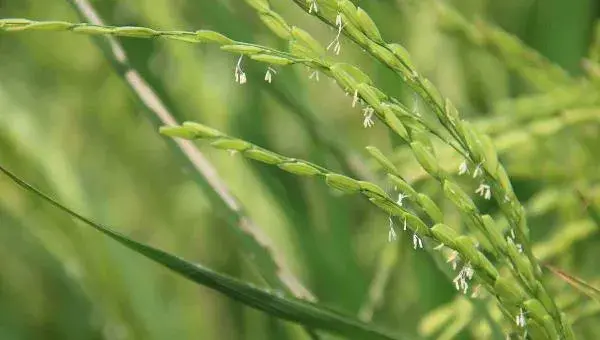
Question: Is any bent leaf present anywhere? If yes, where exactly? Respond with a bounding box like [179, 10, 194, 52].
[0, 165, 403, 340]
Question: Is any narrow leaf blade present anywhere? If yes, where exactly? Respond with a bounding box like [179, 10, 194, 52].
[0, 165, 403, 340]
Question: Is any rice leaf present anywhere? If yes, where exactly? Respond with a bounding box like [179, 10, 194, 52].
[0, 164, 405, 340]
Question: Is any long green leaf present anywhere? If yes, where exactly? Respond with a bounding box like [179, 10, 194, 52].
[0, 164, 404, 340]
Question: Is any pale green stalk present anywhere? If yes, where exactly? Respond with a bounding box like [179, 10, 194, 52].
[492, 108, 600, 156]
[534, 220, 597, 261]
[488, 83, 600, 133]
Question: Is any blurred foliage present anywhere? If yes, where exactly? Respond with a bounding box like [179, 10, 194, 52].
[0, 0, 599, 339]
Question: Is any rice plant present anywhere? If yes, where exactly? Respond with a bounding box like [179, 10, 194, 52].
[0, 0, 598, 339]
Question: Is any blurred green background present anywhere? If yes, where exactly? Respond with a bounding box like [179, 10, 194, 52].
[1, 0, 599, 339]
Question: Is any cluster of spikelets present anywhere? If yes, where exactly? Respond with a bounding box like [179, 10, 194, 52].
[4, 0, 600, 338]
